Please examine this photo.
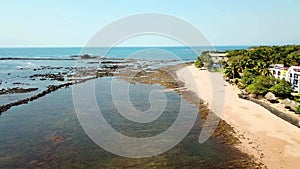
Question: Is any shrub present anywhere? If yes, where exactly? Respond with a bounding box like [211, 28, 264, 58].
[232, 78, 240, 86]
[240, 69, 259, 89]
[194, 57, 204, 68]
[296, 105, 300, 114]
[269, 79, 293, 98]
[246, 76, 277, 95]
[294, 95, 300, 103]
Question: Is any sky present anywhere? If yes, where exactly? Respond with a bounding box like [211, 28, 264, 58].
[0, 0, 300, 47]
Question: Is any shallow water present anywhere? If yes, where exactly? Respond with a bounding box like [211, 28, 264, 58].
[0, 46, 253, 168]
[0, 77, 251, 168]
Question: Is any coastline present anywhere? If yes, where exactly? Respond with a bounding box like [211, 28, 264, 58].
[1, 60, 297, 168]
[177, 64, 300, 169]
[0, 62, 262, 168]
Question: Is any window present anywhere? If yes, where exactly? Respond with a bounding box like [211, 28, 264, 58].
[294, 80, 298, 88]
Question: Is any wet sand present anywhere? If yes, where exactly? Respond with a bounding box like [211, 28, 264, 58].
[177, 64, 300, 169]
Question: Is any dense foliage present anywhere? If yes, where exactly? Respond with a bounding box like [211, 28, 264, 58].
[240, 69, 259, 89]
[297, 105, 300, 114]
[223, 45, 299, 98]
[269, 79, 294, 98]
[246, 76, 277, 95]
[194, 51, 212, 68]
[226, 45, 300, 70]
[194, 57, 204, 68]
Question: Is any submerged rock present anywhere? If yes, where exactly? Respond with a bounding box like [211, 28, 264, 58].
[45, 133, 65, 147]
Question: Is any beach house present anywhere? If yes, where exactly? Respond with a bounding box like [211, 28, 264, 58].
[271, 64, 300, 93]
[285, 66, 300, 93]
[209, 52, 228, 63]
[270, 64, 288, 80]
[208, 52, 228, 68]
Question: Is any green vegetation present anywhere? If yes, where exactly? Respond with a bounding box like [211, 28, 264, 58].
[246, 76, 277, 95]
[222, 45, 300, 98]
[245, 76, 293, 97]
[194, 57, 204, 68]
[210, 67, 223, 72]
[194, 51, 212, 68]
[224, 62, 241, 79]
[193, 45, 299, 99]
[240, 69, 259, 88]
[294, 95, 300, 103]
[226, 45, 300, 68]
[269, 79, 294, 98]
[296, 106, 300, 114]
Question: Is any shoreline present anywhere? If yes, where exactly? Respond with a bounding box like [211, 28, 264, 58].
[2, 61, 297, 168]
[0, 62, 261, 168]
[1, 61, 264, 167]
[177, 64, 300, 169]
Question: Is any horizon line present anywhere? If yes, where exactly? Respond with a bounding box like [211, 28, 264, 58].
[1, 44, 299, 48]
[0, 44, 299, 48]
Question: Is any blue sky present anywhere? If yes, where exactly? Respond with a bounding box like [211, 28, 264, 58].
[0, 0, 299, 47]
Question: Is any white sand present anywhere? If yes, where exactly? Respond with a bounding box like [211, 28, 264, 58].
[177, 65, 300, 169]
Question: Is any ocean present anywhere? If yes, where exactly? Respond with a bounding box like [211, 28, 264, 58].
[0, 46, 248, 105]
[0, 46, 248, 60]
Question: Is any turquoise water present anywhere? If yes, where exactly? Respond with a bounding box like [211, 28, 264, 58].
[0, 46, 248, 60]
[0, 46, 248, 107]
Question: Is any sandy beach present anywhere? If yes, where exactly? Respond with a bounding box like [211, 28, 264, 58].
[177, 65, 300, 169]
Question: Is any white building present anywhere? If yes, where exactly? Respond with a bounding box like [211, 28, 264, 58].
[208, 53, 228, 63]
[270, 64, 288, 80]
[285, 66, 300, 93]
[271, 64, 300, 93]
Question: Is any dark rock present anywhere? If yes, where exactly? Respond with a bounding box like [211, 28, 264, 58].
[0, 87, 38, 95]
[87, 61, 99, 64]
[238, 93, 249, 100]
[13, 82, 29, 85]
[80, 54, 96, 59]
[101, 61, 122, 64]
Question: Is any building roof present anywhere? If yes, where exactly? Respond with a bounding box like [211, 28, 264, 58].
[208, 53, 227, 57]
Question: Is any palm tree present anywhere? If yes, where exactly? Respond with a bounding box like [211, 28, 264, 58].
[224, 62, 240, 79]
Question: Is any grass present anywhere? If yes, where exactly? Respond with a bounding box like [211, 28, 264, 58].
[209, 67, 223, 73]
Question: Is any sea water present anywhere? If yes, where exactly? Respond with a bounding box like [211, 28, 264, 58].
[0, 46, 252, 168]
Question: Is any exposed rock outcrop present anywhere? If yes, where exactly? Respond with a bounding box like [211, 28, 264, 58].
[265, 92, 278, 103]
[282, 99, 300, 112]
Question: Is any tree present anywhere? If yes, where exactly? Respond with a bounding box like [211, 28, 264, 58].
[269, 79, 293, 98]
[224, 62, 240, 79]
[255, 61, 271, 76]
[246, 76, 277, 95]
[240, 69, 259, 88]
[194, 57, 204, 68]
[220, 60, 228, 68]
[200, 52, 213, 67]
[287, 51, 300, 66]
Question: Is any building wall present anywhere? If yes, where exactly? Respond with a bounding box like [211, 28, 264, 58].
[271, 65, 300, 93]
[285, 67, 300, 93]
